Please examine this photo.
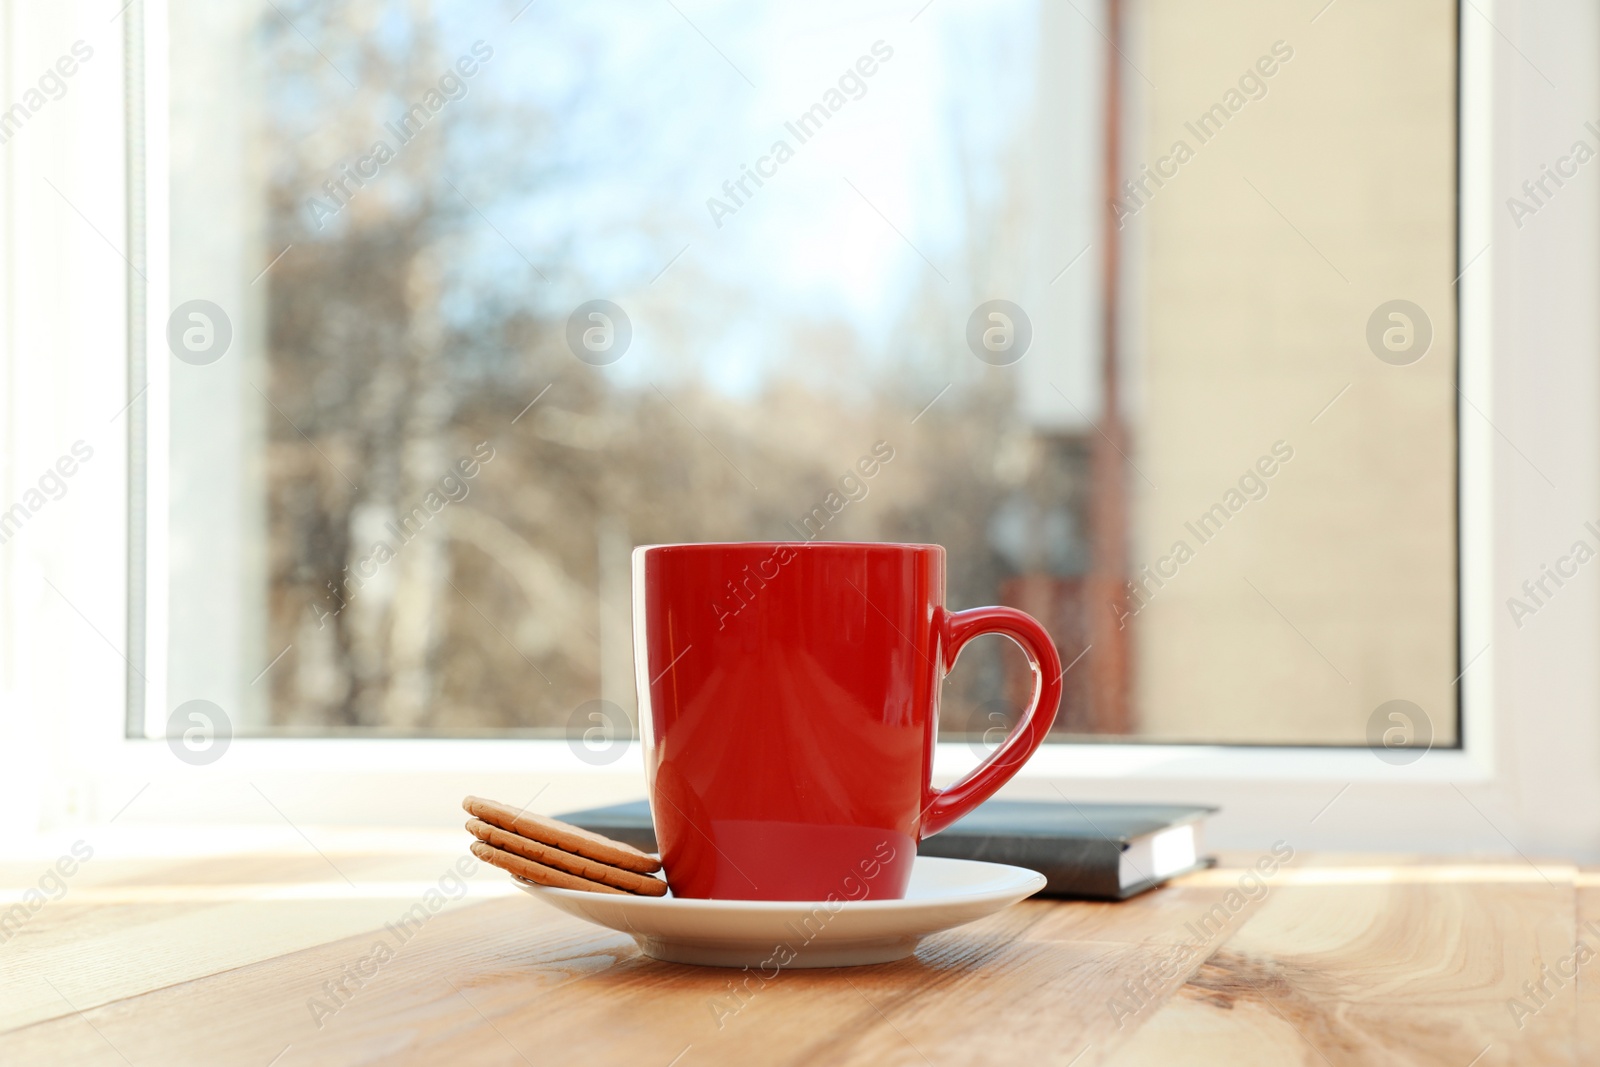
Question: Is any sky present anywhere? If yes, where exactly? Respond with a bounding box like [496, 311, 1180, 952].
[411, 0, 1048, 399]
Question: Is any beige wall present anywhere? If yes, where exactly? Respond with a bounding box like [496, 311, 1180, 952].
[1124, 0, 1459, 743]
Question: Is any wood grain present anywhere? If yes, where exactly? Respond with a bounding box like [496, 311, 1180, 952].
[0, 849, 497, 1033]
[1101, 859, 1583, 1067]
[1579, 877, 1600, 1065]
[1, 851, 1594, 1066]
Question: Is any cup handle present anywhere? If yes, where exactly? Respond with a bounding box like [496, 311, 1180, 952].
[920, 605, 1065, 839]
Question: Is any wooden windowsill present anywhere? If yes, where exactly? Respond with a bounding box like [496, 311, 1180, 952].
[2, 835, 1596, 1064]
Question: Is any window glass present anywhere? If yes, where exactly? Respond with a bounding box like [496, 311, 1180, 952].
[157, 0, 1458, 746]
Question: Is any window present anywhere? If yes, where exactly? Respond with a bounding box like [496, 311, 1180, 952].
[144, 0, 1459, 749]
[8, 0, 1600, 856]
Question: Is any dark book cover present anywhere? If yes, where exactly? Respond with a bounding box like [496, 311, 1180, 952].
[558, 797, 1216, 900]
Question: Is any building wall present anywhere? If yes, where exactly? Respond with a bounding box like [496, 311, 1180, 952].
[1124, 0, 1459, 743]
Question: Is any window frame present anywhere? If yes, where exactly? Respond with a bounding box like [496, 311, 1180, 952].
[5, 0, 1598, 859]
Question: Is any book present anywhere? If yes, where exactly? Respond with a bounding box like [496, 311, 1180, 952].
[557, 798, 1216, 901]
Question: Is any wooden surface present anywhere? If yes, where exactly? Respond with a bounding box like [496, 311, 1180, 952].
[2, 839, 1596, 1066]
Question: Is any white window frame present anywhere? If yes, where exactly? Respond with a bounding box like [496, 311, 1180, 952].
[4, 0, 1598, 860]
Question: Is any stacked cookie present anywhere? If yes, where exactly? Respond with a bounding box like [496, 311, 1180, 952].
[463, 796, 668, 896]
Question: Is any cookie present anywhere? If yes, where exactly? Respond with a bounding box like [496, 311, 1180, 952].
[462, 796, 661, 874]
[466, 818, 667, 896]
[469, 840, 633, 895]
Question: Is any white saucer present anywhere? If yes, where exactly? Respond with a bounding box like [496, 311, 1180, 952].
[511, 856, 1046, 968]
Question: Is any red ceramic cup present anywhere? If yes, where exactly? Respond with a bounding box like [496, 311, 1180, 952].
[633, 541, 1063, 901]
